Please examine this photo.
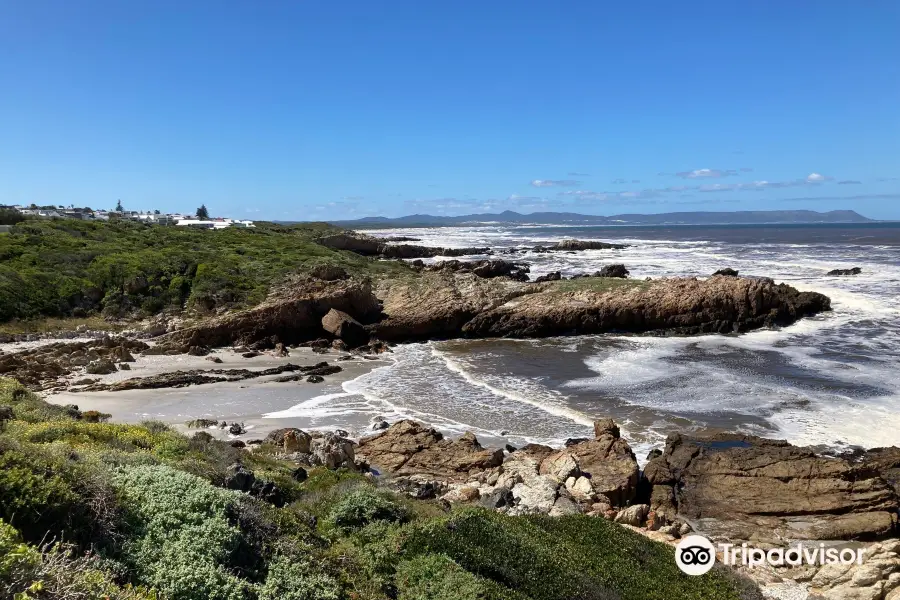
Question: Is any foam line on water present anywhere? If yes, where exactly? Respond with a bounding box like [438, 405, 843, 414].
[432, 346, 595, 428]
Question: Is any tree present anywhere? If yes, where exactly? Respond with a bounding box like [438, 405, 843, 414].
[115, 199, 124, 212]
[196, 205, 209, 220]
[154, 209, 160, 214]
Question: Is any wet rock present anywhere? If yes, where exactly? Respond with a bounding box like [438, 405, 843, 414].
[187, 345, 210, 356]
[205, 356, 223, 363]
[551, 239, 628, 251]
[422, 259, 530, 282]
[321, 308, 369, 347]
[228, 423, 246, 436]
[119, 363, 131, 370]
[712, 268, 740, 277]
[306, 375, 324, 383]
[827, 267, 862, 276]
[533, 271, 562, 283]
[241, 351, 260, 358]
[371, 419, 389, 431]
[597, 264, 629, 278]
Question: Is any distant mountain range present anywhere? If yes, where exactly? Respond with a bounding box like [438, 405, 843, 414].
[322, 209, 873, 228]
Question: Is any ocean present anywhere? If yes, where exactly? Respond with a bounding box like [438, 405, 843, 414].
[267, 223, 900, 460]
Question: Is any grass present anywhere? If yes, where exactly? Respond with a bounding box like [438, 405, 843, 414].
[0, 377, 759, 599]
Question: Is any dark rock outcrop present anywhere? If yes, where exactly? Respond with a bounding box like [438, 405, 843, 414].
[0, 338, 149, 390]
[75, 362, 341, 392]
[315, 231, 489, 259]
[533, 271, 562, 283]
[551, 239, 628, 251]
[420, 259, 530, 281]
[826, 267, 862, 276]
[596, 264, 629, 278]
[712, 268, 739, 277]
[643, 433, 899, 543]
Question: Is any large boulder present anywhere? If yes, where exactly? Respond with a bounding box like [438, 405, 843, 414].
[357, 420, 503, 481]
[597, 264, 629, 278]
[644, 433, 899, 543]
[826, 267, 862, 276]
[545, 421, 640, 507]
[310, 432, 356, 469]
[321, 308, 369, 347]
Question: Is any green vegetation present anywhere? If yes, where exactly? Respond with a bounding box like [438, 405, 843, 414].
[0, 219, 410, 324]
[0, 378, 756, 599]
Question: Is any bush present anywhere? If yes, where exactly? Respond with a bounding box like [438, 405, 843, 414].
[111, 465, 250, 600]
[327, 489, 409, 533]
[0, 518, 155, 599]
[257, 555, 340, 600]
[395, 553, 521, 600]
[398, 509, 745, 600]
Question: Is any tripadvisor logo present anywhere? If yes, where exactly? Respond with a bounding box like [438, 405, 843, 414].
[676, 535, 716, 576]
[675, 534, 867, 576]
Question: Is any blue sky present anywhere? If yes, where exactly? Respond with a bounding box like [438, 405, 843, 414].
[1, 1, 898, 220]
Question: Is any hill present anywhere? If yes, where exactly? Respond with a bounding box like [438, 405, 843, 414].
[321, 209, 872, 228]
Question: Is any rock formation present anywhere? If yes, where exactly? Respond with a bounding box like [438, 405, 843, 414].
[460, 275, 830, 338]
[826, 267, 863, 276]
[315, 231, 489, 259]
[643, 433, 899, 543]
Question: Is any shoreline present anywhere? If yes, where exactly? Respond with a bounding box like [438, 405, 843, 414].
[44, 346, 392, 441]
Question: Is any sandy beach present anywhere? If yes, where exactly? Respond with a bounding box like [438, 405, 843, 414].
[43, 345, 391, 441]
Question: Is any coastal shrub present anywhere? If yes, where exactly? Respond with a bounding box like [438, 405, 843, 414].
[0, 378, 77, 423]
[327, 489, 409, 533]
[0, 518, 156, 599]
[111, 464, 250, 600]
[399, 509, 745, 600]
[0, 436, 122, 549]
[395, 553, 523, 600]
[257, 555, 341, 600]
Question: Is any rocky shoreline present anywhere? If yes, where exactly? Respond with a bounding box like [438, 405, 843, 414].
[227, 418, 900, 599]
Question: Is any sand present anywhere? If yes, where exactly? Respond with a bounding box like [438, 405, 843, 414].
[45, 346, 390, 441]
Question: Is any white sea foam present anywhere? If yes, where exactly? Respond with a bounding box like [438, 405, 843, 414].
[279, 225, 900, 454]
